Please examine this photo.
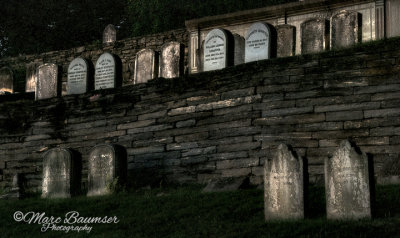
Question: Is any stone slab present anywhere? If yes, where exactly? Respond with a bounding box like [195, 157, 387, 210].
[35, 63, 59, 100]
[42, 148, 76, 198]
[202, 177, 248, 192]
[277, 24, 296, 57]
[203, 28, 228, 71]
[67, 57, 88, 94]
[0, 67, 13, 94]
[134, 49, 158, 84]
[325, 140, 372, 219]
[95, 52, 116, 90]
[26, 62, 40, 92]
[103, 24, 116, 44]
[159, 42, 182, 78]
[233, 34, 245, 65]
[301, 18, 328, 54]
[264, 144, 304, 220]
[331, 11, 361, 49]
[245, 22, 271, 63]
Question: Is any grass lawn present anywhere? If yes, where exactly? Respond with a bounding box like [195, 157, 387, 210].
[0, 184, 399, 238]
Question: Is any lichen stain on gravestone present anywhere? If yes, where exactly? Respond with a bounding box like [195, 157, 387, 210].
[301, 18, 329, 54]
[35, 63, 59, 100]
[276, 25, 296, 57]
[325, 140, 372, 219]
[264, 144, 304, 220]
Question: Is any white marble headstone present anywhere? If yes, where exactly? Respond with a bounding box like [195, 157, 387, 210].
[203, 29, 228, 71]
[95, 53, 116, 90]
[245, 22, 271, 63]
[67, 57, 88, 95]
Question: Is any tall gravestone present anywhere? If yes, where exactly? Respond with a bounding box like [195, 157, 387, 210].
[95, 52, 116, 90]
[0, 67, 13, 94]
[233, 34, 245, 65]
[26, 62, 40, 92]
[134, 49, 158, 84]
[67, 57, 88, 94]
[245, 22, 271, 63]
[331, 11, 361, 49]
[103, 24, 116, 44]
[87, 144, 126, 196]
[35, 63, 59, 100]
[42, 148, 77, 198]
[159, 42, 182, 79]
[301, 18, 329, 54]
[277, 25, 296, 57]
[325, 140, 372, 219]
[264, 144, 305, 220]
[203, 28, 229, 71]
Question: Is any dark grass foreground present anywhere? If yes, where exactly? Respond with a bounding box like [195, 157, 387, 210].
[0, 185, 399, 238]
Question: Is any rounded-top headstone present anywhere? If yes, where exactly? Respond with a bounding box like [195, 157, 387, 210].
[42, 148, 76, 198]
[103, 24, 116, 44]
[67, 57, 88, 95]
[301, 18, 328, 54]
[203, 28, 228, 72]
[0, 67, 13, 94]
[95, 52, 116, 90]
[134, 48, 158, 84]
[245, 22, 271, 63]
[331, 11, 360, 49]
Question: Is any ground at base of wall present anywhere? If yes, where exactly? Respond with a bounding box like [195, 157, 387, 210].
[0, 184, 399, 238]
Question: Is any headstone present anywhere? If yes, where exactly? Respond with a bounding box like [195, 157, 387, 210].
[277, 25, 296, 57]
[42, 148, 76, 198]
[26, 63, 40, 92]
[103, 24, 116, 44]
[331, 11, 361, 49]
[95, 52, 116, 90]
[159, 42, 182, 78]
[245, 22, 271, 63]
[0, 67, 13, 94]
[134, 49, 158, 84]
[67, 57, 88, 95]
[35, 63, 59, 100]
[264, 144, 304, 220]
[233, 34, 245, 65]
[87, 144, 126, 196]
[203, 28, 228, 71]
[301, 18, 329, 54]
[325, 140, 372, 219]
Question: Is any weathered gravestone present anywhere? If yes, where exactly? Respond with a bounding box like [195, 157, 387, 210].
[35, 63, 59, 100]
[203, 28, 229, 71]
[95, 52, 116, 90]
[134, 49, 158, 84]
[26, 62, 40, 92]
[67, 57, 88, 95]
[103, 24, 116, 44]
[233, 34, 245, 65]
[245, 22, 271, 63]
[159, 42, 183, 79]
[331, 11, 361, 49]
[264, 144, 305, 220]
[277, 24, 296, 57]
[87, 144, 127, 196]
[325, 140, 372, 219]
[42, 148, 78, 198]
[0, 67, 13, 94]
[301, 18, 329, 54]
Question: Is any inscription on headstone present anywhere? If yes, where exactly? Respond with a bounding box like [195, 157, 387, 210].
[42, 148, 75, 198]
[103, 24, 116, 44]
[301, 18, 329, 54]
[264, 144, 304, 220]
[325, 140, 372, 219]
[36, 63, 59, 100]
[245, 22, 271, 63]
[203, 28, 228, 71]
[67, 57, 88, 94]
[95, 53, 116, 90]
[26, 63, 40, 92]
[159, 42, 182, 78]
[277, 25, 296, 57]
[331, 11, 361, 49]
[233, 34, 245, 65]
[87, 144, 126, 196]
[0, 67, 13, 94]
[134, 49, 158, 84]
